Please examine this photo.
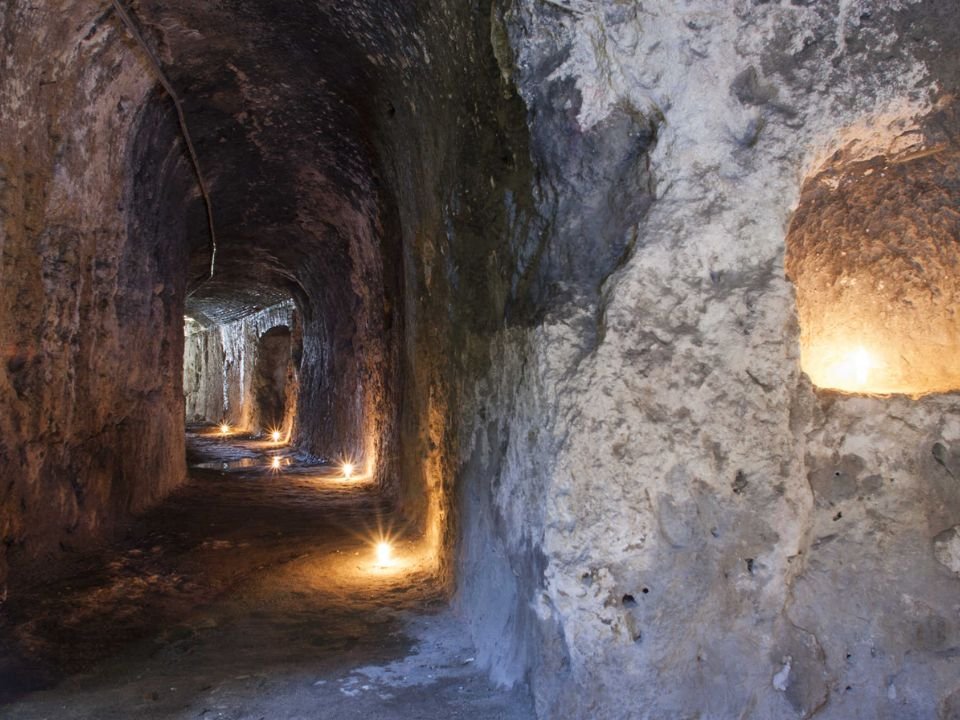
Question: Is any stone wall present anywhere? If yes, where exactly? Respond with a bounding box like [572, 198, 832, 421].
[4, 2, 960, 715]
[449, 1, 960, 717]
[0, 4, 190, 590]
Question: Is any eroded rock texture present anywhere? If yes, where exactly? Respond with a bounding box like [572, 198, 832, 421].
[794, 394, 960, 719]
[454, 1, 960, 718]
[0, 4, 189, 590]
[4, 0, 960, 717]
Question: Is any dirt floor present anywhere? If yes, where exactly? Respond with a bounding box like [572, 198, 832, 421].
[0, 429, 534, 719]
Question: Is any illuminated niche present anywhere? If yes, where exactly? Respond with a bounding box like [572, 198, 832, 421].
[786, 143, 960, 396]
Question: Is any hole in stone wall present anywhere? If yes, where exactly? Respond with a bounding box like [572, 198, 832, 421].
[786, 145, 960, 396]
[252, 326, 293, 433]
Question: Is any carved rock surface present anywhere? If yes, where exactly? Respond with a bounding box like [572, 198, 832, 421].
[4, 2, 960, 718]
[454, 2, 960, 719]
[0, 5, 188, 589]
[934, 526, 960, 575]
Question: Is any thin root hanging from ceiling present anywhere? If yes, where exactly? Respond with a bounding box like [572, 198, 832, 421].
[110, 0, 219, 288]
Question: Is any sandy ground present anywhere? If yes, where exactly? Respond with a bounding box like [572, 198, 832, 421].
[0, 429, 533, 719]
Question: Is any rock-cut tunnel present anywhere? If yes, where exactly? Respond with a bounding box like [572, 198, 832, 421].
[3, 1, 960, 719]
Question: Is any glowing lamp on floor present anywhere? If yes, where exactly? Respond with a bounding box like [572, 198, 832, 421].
[375, 541, 392, 567]
[341, 462, 354, 480]
[271, 430, 282, 443]
[271, 456, 281, 470]
[219, 423, 230, 435]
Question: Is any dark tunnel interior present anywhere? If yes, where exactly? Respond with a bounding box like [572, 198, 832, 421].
[139, 0, 407, 486]
[0, 0, 529, 700]
[5, 1, 960, 718]
[0, 0, 546, 713]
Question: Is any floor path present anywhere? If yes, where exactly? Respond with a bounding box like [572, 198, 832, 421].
[0, 429, 533, 719]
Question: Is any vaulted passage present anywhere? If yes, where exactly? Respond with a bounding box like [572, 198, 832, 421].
[1, 0, 529, 714]
[4, 2, 960, 719]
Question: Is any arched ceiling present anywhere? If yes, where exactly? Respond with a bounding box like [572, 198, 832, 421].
[121, 0, 413, 324]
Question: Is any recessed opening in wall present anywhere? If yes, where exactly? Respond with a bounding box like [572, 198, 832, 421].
[786, 145, 960, 396]
[253, 325, 294, 434]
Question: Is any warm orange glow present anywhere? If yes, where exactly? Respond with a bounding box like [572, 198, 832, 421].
[787, 137, 960, 398]
[342, 462, 354, 479]
[375, 541, 392, 566]
[271, 430, 282, 442]
[271, 456, 281, 470]
[219, 423, 230, 434]
[804, 344, 879, 393]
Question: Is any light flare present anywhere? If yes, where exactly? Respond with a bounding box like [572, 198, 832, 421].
[375, 541, 392, 567]
[219, 423, 230, 435]
[271, 456, 281, 470]
[271, 430, 282, 443]
[814, 345, 876, 391]
[341, 462, 354, 479]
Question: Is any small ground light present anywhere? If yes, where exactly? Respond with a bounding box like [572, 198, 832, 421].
[271, 456, 281, 470]
[375, 541, 392, 566]
[271, 430, 281, 442]
[342, 462, 354, 479]
[219, 423, 229, 434]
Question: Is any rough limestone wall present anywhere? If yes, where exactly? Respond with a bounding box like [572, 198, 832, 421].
[250, 327, 293, 432]
[0, 4, 189, 590]
[183, 301, 296, 433]
[338, 0, 537, 575]
[793, 393, 960, 718]
[454, 1, 960, 718]
[183, 325, 226, 423]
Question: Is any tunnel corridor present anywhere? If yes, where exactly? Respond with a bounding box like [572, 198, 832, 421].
[2, 0, 535, 715]
[5, 1, 960, 719]
[2, 428, 532, 718]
